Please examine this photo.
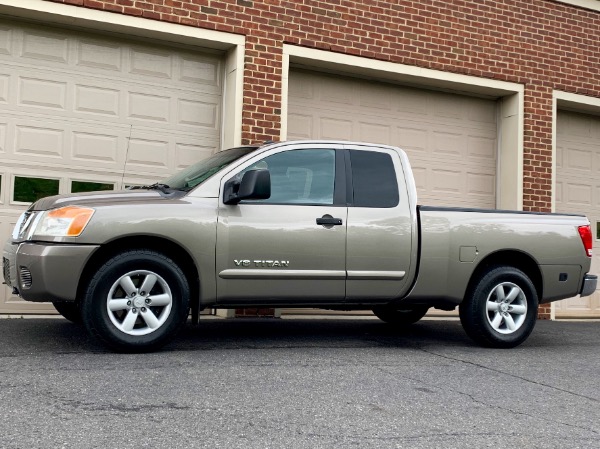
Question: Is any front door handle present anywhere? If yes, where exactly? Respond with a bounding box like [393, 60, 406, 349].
[316, 215, 343, 226]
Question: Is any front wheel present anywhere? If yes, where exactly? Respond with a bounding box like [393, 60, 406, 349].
[81, 250, 190, 352]
[459, 266, 538, 348]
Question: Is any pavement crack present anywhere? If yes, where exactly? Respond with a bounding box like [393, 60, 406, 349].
[419, 348, 599, 403]
[366, 355, 599, 437]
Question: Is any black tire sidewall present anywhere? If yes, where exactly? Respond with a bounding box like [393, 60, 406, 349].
[460, 266, 538, 348]
[82, 250, 190, 352]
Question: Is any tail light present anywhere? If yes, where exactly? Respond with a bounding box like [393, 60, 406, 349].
[578, 225, 593, 257]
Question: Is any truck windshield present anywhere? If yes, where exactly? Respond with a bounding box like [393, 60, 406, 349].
[163, 146, 257, 191]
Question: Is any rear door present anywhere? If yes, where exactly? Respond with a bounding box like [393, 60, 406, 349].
[215, 143, 348, 305]
[344, 144, 416, 301]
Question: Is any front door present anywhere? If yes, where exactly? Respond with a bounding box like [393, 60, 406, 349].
[216, 144, 347, 305]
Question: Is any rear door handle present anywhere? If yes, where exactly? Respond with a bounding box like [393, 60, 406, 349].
[316, 216, 343, 226]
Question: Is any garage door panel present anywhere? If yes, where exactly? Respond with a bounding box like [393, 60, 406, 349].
[72, 130, 123, 164]
[77, 39, 122, 72]
[565, 183, 593, 206]
[287, 113, 313, 139]
[15, 124, 64, 158]
[179, 54, 222, 86]
[358, 84, 393, 111]
[320, 117, 353, 140]
[565, 146, 594, 172]
[127, 91, 170, 123]
[22, 29, 69, 64]
[75, 84, 120, 117]
[127, 136, 171, 170]
[432, 130, 464, 157]
[431, 168, 463, 195]
[430, 94, 466, 120]
[177, 98, 219, 129]
[397, 126, 428, 153]
[18, 76, 67, 110]
[468, 134, 496, 160]
[397, 94, 429, 116]
[129, 46, 173, 80]
[556, 110, 600, 317]
[358, 122, 392, 145]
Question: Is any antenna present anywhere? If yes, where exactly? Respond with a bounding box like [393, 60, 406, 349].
[121, 125, 133, 189]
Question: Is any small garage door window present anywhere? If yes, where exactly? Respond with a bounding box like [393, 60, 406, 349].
[13, 176, 59, 203]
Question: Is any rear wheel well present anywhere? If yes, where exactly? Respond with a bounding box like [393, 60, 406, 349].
[77, 236, 200, 319]
[466, 250, 543, 300]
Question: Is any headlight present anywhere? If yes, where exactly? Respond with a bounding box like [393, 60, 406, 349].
[35, 206, 95, 237]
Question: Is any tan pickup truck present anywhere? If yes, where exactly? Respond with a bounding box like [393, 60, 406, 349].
[3, 141, 596, 352]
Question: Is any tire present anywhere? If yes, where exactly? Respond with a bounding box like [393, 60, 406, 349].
[459, 266, 538, 348]
[81, 250, 190, 352]
[52, 301, 82, 324]
[373, 305, 429, 325]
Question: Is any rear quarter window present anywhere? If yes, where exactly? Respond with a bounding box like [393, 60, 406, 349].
[350, 150, 399, 208]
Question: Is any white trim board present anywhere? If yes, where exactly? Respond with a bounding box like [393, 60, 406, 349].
[555, 0, 600, 13]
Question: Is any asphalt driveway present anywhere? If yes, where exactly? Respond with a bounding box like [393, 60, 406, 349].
[0, 316, 598, 448]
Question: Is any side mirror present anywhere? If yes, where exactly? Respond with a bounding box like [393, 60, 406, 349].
[223, 169, 271, 205]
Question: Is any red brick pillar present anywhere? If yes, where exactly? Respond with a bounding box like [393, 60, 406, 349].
[523, 87, 553, 320]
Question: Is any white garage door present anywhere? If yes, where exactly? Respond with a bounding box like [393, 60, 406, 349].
[555, 110, 600, 318]
[0, 21, 223, 314]
[287, 70, 498, 208]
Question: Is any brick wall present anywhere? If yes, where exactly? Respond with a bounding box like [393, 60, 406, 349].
[44, 0, 600, 319]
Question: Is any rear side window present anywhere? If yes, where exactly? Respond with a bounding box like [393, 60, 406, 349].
[350, 150, 399, 208]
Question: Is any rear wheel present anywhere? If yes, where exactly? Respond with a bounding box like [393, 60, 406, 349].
[52, 301, 82, 324]
[81, 250, 190, 352]
[460, 266, 538, 348]
[373, 305, 429, 325]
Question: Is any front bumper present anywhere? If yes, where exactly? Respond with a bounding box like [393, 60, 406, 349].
[580, 274, 598, 297]
[3, 241, 99, 302]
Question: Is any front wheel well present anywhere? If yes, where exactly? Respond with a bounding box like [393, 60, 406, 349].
[77, 236, 200, 317]
[466, 250, 543, 300]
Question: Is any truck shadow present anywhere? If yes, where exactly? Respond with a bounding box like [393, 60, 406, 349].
[0, 316, 571, 354]
[173, 317, 474, 352]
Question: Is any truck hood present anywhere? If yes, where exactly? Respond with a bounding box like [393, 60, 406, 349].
[30, 189, 183, 211]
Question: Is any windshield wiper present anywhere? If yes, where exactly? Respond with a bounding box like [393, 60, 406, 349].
[129, 183, 173, 193]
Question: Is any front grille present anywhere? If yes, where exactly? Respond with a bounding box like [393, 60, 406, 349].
[2, 257, 10, 286]
[19, 266, 32, 289]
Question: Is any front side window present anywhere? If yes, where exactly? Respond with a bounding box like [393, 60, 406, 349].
[242, 149, 335, 205]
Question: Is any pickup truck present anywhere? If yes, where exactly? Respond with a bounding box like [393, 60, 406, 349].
[3, 140, 597, 352]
